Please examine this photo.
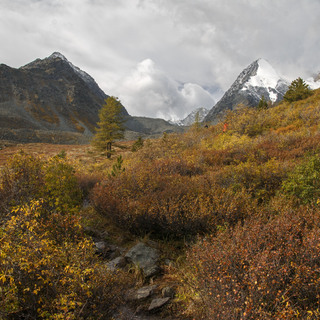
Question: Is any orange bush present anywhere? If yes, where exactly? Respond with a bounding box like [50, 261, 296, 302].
[187, 206, 320, 319]
[92, 169, 255, 238]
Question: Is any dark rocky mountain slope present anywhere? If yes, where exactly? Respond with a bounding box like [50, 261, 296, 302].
[0, 53, 180, 144]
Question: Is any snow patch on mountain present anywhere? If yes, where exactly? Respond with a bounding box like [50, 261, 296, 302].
[242, 59, 288, 102]
[306, 74, 320, 90]
[247, 59, 279, 88]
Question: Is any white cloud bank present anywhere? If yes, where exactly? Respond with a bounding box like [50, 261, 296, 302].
[112, 59, 215, 120]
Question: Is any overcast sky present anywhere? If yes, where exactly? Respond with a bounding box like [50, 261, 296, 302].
[1, 0, 319, 120]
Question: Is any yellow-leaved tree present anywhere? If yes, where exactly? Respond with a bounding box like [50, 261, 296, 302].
[91, 96, 125, 158]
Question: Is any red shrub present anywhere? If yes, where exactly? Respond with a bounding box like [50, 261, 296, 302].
[187, 206, 320, 319]
[91, 169, 255, 238]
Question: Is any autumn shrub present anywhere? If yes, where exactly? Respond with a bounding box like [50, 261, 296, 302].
[151, 157, 203, 177]
[76, 172, 102, 199]
[216, 158, 288, 202]
[186, 206, 320, 319]
[0, 199, 129, 320]
[131, 136, 144, 152]
[201, 147, 253, 167]
[282, 153, 320, 204]
[92, 169, 255, 238]
[42, 155, 83, 212]
[223, 107, 274, 137]
[0, 151, 44, 222]
[0, 152, 83, 221]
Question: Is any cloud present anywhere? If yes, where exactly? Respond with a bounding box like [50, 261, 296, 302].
[140, 0, 320, 87]
[112, 59, 215, 120]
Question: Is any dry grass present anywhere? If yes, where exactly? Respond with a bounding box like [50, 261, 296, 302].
[0, 140, 135, 168]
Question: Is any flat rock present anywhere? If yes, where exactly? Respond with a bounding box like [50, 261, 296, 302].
[148, 297, 170, 312]
[125, 285, 158, 302]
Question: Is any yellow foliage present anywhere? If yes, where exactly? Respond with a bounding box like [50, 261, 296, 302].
[0, 199, 128, 319]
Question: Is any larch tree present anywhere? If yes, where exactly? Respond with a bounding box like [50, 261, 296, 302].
[91, 96, 125, 158]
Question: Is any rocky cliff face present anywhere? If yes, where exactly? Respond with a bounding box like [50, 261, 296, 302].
[204, 59, 289, 123]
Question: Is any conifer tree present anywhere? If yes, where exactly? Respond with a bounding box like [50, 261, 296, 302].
[283, 77, 312, 103]
[257, 95, 268, 110]
[91, 96, 125, 158]
[193, 110, 201, 130]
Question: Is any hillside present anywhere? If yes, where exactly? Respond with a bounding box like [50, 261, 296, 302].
[1, 88, 320, 319]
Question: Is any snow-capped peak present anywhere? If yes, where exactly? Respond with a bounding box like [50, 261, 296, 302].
[242, 58, 288, 102]
[204, 58, 290, 123]
[306, 72, 320, 90]
[247, 59, 281, 89]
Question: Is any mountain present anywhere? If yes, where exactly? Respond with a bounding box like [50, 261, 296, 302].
[0, 53, 180, 143]
[0, 52, 112, 143]
[204, 59, 289, 123]
[171, 107, 209, 126]
[306, 72, 320, 89]
[125, 116, 184, 139]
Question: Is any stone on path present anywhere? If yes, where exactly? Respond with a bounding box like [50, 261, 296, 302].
[125, 285, 158, 302]
[125, 242, 160, 278]
[148, 297, 170, 312]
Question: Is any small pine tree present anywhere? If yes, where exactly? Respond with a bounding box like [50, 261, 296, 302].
[109, 155, 125, 177]
[131, 136, 144, 152]
[192, 111, 201, 130]
[257, 95, 269, 110]
[283, 77, 312, 103]
[91, 96, 125, 158]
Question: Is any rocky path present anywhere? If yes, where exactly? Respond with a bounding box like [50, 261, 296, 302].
[90, 230, 178, 320]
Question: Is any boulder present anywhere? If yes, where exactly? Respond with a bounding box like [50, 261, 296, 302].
[161, 286, 175, 298]
[125, 242, 160, 278]
[94, 241, 120, 259]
